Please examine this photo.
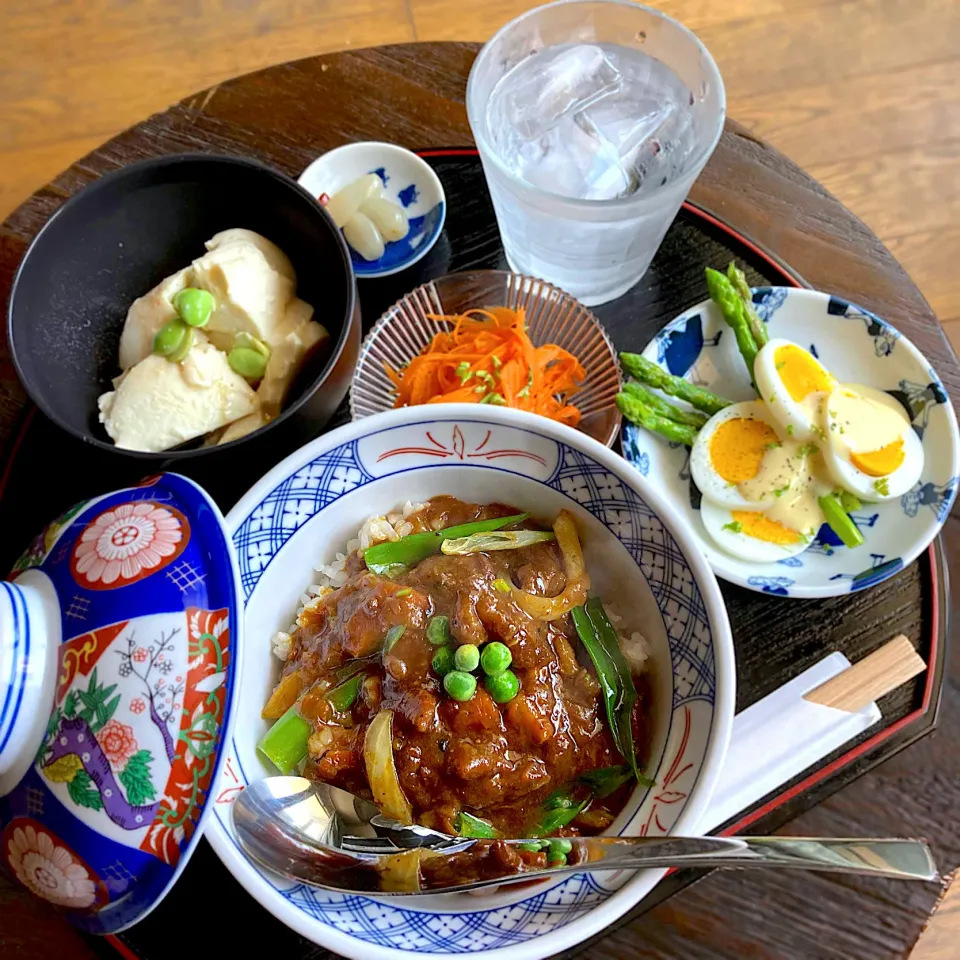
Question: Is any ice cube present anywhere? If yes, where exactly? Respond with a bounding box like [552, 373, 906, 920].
[497, 44, 622, 142]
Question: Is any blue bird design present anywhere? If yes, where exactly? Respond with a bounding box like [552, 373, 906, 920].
[656, 315, 721, 377]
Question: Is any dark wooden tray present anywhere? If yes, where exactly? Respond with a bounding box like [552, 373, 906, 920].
[0, 150, 944, 960]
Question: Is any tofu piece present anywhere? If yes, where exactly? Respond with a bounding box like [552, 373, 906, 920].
[192, 240, 294, 346]
[98, 339, 258, 453]
[217, 408, 267, 445]
[205, 229, 296, 281]
[257, 298, 329, 417]
[117, 267, 191, 370]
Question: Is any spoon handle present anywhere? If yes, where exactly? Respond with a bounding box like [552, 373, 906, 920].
[544, 835, 938, 883]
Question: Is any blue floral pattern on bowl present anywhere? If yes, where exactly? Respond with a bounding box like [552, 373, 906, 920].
[206, 409, 734, 960]
[619, 287, 959, 598]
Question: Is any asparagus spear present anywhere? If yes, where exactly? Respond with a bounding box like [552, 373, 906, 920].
[622, 381, 709, 428]
[705, 267, 759, 385]
[726, 262, 768, 348]
[619, 352, 732, 415]
[616, 391, 700, 446]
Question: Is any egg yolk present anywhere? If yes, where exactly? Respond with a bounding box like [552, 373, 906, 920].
[850, 438, 905, 477]
[731, 510, 804, 545]
[709, 418, 780, 484]
[774, 345, 834, 401]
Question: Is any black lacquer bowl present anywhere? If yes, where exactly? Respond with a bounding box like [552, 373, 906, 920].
[7, 154, 361, 459]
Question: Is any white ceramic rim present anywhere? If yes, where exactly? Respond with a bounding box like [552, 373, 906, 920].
[205, 404, 735, 960]
[297, 141, 447, 278]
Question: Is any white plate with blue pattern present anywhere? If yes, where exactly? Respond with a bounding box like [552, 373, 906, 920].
[299, 142, 446, 278]
[621, 287, 959, 599]
[205, 405, 735, 960]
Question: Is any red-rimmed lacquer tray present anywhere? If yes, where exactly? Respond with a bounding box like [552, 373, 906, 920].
[0, 150, 946, 960]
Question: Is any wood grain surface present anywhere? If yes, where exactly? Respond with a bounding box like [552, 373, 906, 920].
[1, 0, 957, 353]
[0, 39, 958, 960]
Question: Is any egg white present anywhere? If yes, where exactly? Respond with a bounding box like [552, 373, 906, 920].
[820, 384, 923, 501]
[754, 338, 835, 443]
[690, 401, 779, 509]
[700, 498, 810, 563]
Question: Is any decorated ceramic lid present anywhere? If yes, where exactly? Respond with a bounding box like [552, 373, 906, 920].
[0, 473, 240, 933]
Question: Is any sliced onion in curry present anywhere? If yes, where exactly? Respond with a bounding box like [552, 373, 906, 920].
[363, 709, 414, 824]
[511, 509, 590, 621]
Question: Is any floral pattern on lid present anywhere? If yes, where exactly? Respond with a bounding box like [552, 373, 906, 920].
[71, 502, 189, 589]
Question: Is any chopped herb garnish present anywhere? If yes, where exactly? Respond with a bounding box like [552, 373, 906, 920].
[722, 520, 743, 533]
[480, 392, 506, 405]
[786, 424, 794, 436]
[776, 360, 787, 370]
[491, 355, 502, 370]
[798, 444, 819, 457]
[873, 477, 890, 496]
[473, 384, 486, 394]
[773, 484, 791, 498]
[765, 441, 782, 450]
[455, 361, 473, 384]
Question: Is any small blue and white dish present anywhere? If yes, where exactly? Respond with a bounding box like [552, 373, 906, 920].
[621, 286, 959, 599]
[0, 474, 240, 932]
[298, 142, 446, 278]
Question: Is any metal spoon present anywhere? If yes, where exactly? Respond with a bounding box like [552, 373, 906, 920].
[232, 776, 938, 895]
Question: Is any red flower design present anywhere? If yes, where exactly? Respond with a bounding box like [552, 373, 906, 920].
[129, 698, 146, 715]
[132, 647, 148, 663]
[96, 720, 138, 769]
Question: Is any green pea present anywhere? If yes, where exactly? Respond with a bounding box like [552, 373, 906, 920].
[426, 615, 451, 645]
[485, 669, 519, 704]
[481, 641, 512, 676]
[432, 646, 456, 677]
[167, 325, 195, 363]
[234, 331, 271, 358]
[173, 287, 215, 327]
[153, 318, 188, 357]
[228, 347, 268, 380]
[454, 643, 480, 672]
[443, 670, 477, 702]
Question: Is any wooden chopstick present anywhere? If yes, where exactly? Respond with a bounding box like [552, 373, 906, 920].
[803, 634, 926, 713]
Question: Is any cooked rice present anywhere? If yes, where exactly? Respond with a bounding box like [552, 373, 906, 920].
[270, 504, 650, 671]
[271, 501, 426, 660]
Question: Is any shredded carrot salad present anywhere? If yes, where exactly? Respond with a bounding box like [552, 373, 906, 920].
[386, 307, 585, 426]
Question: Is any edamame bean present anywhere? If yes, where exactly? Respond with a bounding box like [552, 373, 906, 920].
[174, 288, 215, 327]
[484, 669, 519, 703]
[167, 326, 195, 363]
[443, 670, 477, 702]
[153, 318, 188, 357]
[480, 641, 512, 676]
[228, 347, 268, 380]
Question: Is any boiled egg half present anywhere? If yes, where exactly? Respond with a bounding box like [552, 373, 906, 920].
[754, 339, 836, 442]
[820, 383, 923, 501]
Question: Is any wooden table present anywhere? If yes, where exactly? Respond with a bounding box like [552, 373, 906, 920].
[0, 42, 957, 960]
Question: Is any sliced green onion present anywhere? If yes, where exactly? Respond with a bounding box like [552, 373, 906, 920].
[396, 587, 412, 598]
[818, 493, 865, 548]
[491, 578, 511, 593]
[383, 624, 406, 653]
[257, 703, 311, 774]
[364, 514, 530, 576]
[325, 672, 365, 712]
[456, 811, 498, 839]
[440, 530, 555, 555]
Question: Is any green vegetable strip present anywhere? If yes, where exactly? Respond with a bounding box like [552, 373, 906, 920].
[571, 605, 623, 750]
[619, 353, 732, 415]
[325, 672, 365, 712]
[818, 493, 865, 548]
[440, 530, 555, 555]
[726, 262, 768, 348]
[530, 790, 589, 837]
[579, 764, 652, 798]
[257, 703, 312, 774]
[382, 624, 406, 653]
[457, 811, 499, 839]
[839, 490, 862, 513]
[616, 392, 701, 447]
[622, 381, 709, 429]
[585, 598, 642, 783]
[364, 513, 529, 575]
[705, 267, 759, 386]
